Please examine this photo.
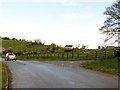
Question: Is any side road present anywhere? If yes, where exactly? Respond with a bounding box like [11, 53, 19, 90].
[43, 60, 118, 79]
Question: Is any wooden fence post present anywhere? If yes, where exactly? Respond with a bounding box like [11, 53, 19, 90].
[62, 53, 64, 58]
[43, 53, 44, 57]
[96, 51, 97, 59]
[72, 53, 74, 58]
[104, 50, 106, 58]
[58, 53, 59, 58]
[47, 53, 48, 57]
[86, 53, 88, 58]
[77, 53, 79, 58]
[67, 53, 68, 59]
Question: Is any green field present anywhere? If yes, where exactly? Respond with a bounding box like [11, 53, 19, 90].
[2, 38, 63, 54]
[1, 37, 118, 61]
[80, 58, 119, 75]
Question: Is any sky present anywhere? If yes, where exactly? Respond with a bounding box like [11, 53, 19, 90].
[0, 0, 117, 49]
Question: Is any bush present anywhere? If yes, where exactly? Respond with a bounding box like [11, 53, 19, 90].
[2, 37, 10, 40]
[114, 50, 120, 57]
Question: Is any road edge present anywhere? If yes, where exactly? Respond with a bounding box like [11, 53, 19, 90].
[5, 63, 12, 89]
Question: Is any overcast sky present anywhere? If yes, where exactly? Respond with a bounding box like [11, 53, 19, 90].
[0, 0, 116, 48]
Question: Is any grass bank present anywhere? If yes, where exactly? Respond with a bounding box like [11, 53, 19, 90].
[80, 58, 119, 76]
[0, 62, 1, 90]
[1, 62, 8, 89]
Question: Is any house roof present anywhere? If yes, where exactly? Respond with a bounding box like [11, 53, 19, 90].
[65, 45, 73, 47]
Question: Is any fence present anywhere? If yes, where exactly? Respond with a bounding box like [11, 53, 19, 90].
[16, 50, 117, 60]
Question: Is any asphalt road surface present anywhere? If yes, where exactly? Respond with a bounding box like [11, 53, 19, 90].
[3, 59, 118, 88]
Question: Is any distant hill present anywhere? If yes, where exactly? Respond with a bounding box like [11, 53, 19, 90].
[1, 37, 63, 54]
[1, 37, 96, 55]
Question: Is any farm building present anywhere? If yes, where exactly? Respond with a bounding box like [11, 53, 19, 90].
[64, 45, 74, 52]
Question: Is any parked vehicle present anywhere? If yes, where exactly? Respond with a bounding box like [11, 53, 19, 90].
[5, 53, 16, 61]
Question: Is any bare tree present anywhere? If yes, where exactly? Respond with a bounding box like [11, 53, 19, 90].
[42, 40, 45, 45]
[75, 44, 80, 49]
[81, 44, 88, 49]
[100, 0, 120, 47]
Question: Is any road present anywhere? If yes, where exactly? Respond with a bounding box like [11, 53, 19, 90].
[3, 59, 118, 88]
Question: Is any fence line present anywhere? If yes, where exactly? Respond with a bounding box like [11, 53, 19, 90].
[16, 50, 117, 60]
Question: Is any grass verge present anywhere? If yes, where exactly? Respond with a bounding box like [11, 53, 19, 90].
[80, 58, 119, 76]
[0, 62, 1, 90]
[1, 62, 12, 90]
[1, 62, 7, 89]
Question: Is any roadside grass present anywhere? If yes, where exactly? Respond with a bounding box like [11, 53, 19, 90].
[1, 62, 7, 89]
[0, 62, 2, 89]
[80, 58, 119, 75]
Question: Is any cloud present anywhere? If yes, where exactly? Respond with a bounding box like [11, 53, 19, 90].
[64, 1, 78, 7]
[0, 0, 115, 3]
[0, 22, 105, 48]
[64, 12, 92, 21]
[0, 0, 66, 3]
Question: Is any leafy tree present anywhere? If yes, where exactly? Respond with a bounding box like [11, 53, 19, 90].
[12, 37, 17, 40]
[56, 46, 59, 51]
[2, 37, 10, 40]
[98, 46, 101, 49]
[19, 39, 22, 41]
[51, 43, 56, 46]
[100, 0, 120, 46]
[22, 39, 26, 42]
[34, 39, 42, 45]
